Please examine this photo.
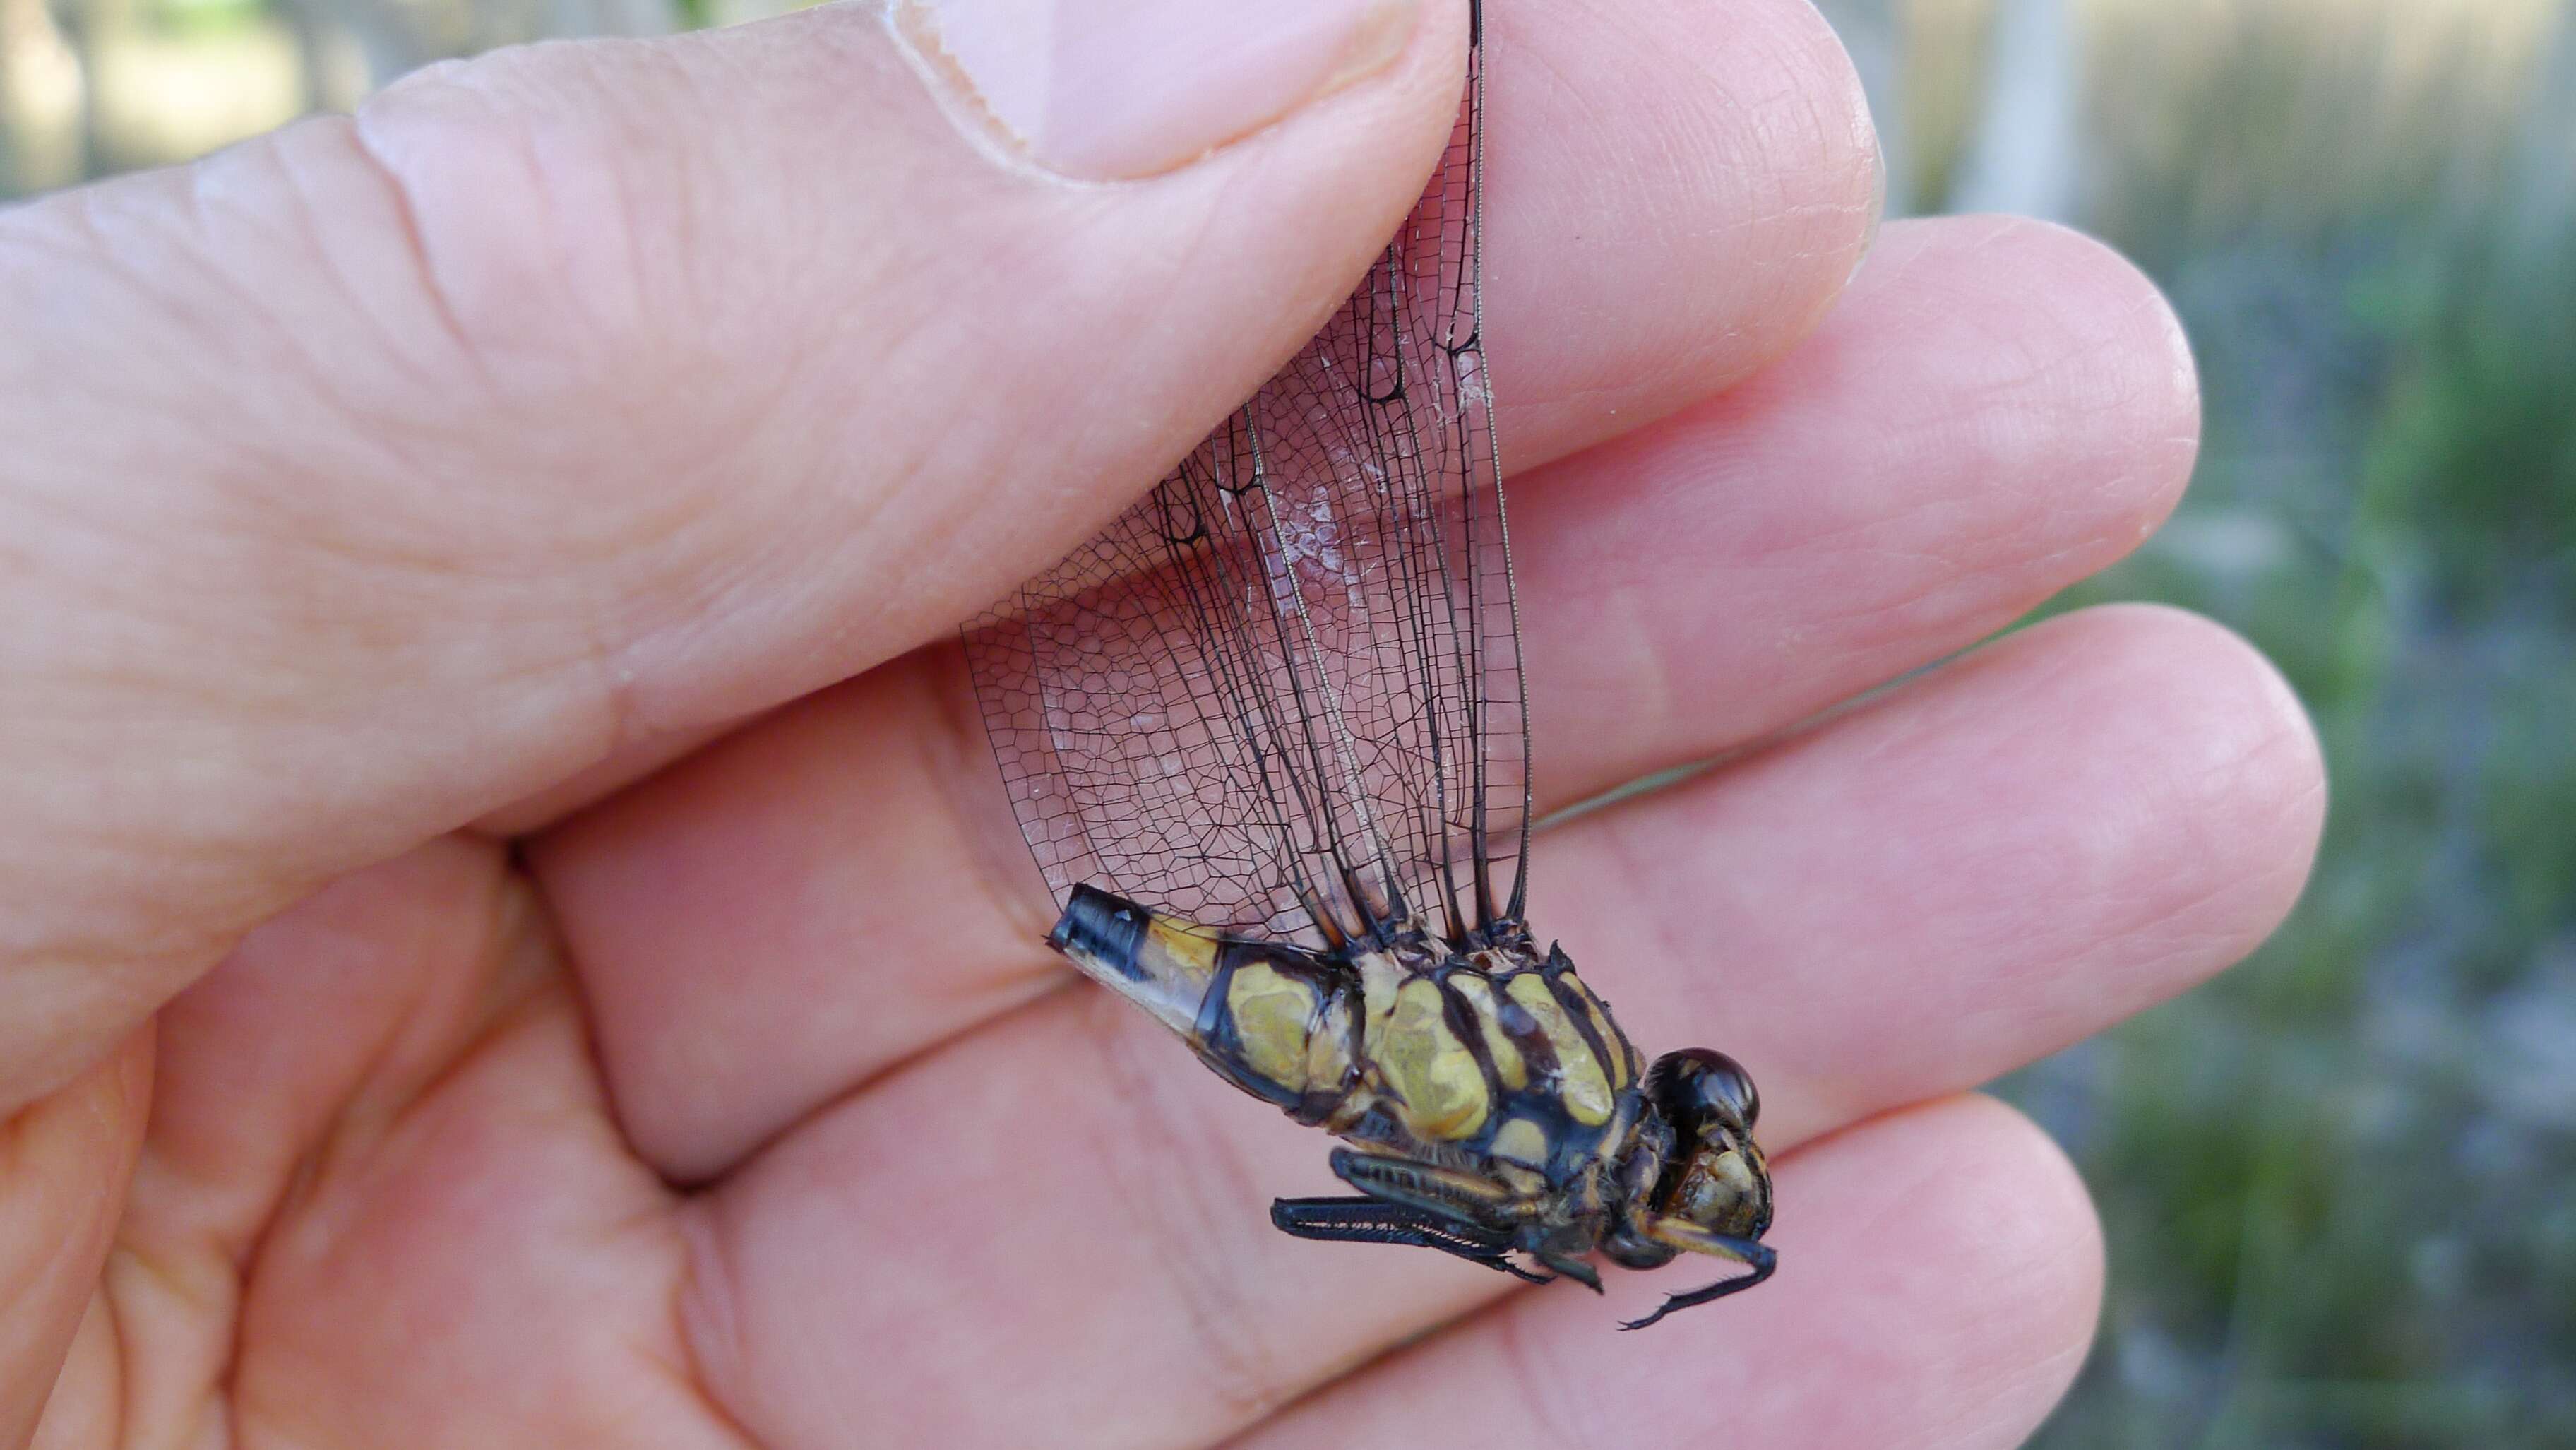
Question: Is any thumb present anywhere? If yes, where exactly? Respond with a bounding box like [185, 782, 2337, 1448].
[0, 0, 1461, 1110]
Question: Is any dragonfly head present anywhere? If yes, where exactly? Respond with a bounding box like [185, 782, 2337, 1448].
[1640, 1047, 1772, 1243]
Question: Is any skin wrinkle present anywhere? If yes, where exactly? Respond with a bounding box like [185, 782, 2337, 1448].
[711, 984, 1084, 1442]
[88, 1290, 131, 1450]
[477, 49, 662, 363]
[1580, 569, 1685, 748]
[667, 1210, 765, 1450]
[162, 390, 471, 647]
[97, 1240, 235, 1449]
[915, 650, 1065, 953]
[308, 1005, 682, 1434]
[351, 61, 614, 389]
[37, 185, 201, 344]
[1546, 412, 2160, 761]
[275, 879, 532, 1235]
[205, 134, 470, 427]
[1964, 1146, 2102, 1444]
[254, 136, 479, 403]
[28, 1293, 120, 1447]
[603, 54, 664, 350]
[582, 809, 1064, 1186]
[181, 142, 314, 324]
[782, 1050, 1015, 1432]
[246, 870, 495, 1264]
[338, 111, 490, 393]
[2080, 681, 2320, 947]
[1075, 997, 1292, 1427]
[1943, 1343, 2094, 1450]
[0, 1045, 147, 1447]
[1679, 260, 2184, 636]
[1962, 624, 2310, 991]
[12, 121, 644, 906]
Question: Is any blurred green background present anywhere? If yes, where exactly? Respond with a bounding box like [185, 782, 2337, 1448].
[5, 0, 2571, 1444]
[1830, 3, 2576, 1445]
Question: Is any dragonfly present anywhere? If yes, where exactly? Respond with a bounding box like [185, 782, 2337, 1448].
[962, 0, 1772, 1331]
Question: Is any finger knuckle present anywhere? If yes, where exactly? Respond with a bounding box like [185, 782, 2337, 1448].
[344, 41, 689, 395]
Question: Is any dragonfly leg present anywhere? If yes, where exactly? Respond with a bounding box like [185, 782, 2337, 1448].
[1618, 1216, 1776, 1330]
[1271, 1197, 1554, 1283]
[1327, 1147, 1534, 1223]
[1533, 1252, 1604, 1295]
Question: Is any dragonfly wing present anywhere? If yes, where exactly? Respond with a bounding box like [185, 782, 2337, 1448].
[964, 12, 1525, 949]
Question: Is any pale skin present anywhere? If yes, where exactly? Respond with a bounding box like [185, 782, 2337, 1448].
[0, 0, 2325, 1445]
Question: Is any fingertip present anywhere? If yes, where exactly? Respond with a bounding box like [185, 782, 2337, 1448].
[1723, 0, 1889, 311]
[1919, 600, 2324, 966]
[1782, 0, 1892, 252]
[1845, 215, 2202, 554]
[1723, 0, 1889, 286]
[1742, 1095, 2104, 1446]
[1493, 0, 1886, 459]
[1981, 218, 2202, 542]
[2025, 603, 2328, 941]
[1904, 1094, 2107, 1397]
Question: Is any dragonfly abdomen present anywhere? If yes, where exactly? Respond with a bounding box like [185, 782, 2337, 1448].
[1050, 886, 1363, 1122]
[1049, 888, 1647, 1167]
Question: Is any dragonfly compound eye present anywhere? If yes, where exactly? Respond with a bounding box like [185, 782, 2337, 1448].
[1650, 1048, 1761, 1134]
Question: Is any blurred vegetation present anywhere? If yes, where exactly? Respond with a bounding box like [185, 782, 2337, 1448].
[0, 0, 710, 195]
[1827, 1, 2576, 1445]
[6, 0, 2574, 1445]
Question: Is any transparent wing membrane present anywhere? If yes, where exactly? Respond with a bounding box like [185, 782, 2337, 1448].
[964, 20, 1525, 950]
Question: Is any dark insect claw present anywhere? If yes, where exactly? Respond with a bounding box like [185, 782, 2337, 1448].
[1618, 1255, 1775, 1330]
[1618, 1300, 1682, 1332]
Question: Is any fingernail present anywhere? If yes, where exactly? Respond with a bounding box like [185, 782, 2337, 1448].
[1855, 124, 1889, 276]
[900, 0, 1418, 180]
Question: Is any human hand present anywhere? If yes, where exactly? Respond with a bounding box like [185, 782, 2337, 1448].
[0, 0, 2322, 1444]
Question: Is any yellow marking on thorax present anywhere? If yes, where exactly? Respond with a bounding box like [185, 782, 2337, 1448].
[1376, 977, 1490, 1140]
[1505, 973, 1614, 1127]
[1303, 991, 1356, 1098]
[1446, 975, 1527, 1088]
[1356, 952, 1405, 1059]
[1225, 961, 1320, 1094]
[1555, 971, 1632, 1090]
[1489, 1115, 1549, 1169]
